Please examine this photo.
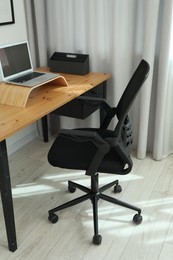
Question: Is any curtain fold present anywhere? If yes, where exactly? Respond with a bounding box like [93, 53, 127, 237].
[136, 0, 160, 159]
[153, 0, 173, 160]
[24, 0, 47, 67]
[24, 0, 173, 161]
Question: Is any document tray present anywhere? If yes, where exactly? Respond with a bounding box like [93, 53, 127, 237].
[49, 52, 89, 75]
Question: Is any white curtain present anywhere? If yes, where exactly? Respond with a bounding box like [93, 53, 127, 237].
[24, 0, 173, 161]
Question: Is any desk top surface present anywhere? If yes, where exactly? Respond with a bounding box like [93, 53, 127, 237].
[0, 71, 111, 142]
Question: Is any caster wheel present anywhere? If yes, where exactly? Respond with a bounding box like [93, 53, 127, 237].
[133, 214, 142, 225]
[48, 213, 59, 224]
[114, 184, 122, 193]
[92, 234, 102, 245]
[68, 185, 76, 193]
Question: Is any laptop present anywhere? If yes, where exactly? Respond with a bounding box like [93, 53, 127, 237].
[0, 41, 58, 87]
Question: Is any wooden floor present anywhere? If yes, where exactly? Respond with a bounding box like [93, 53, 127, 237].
[1, 137, 173, 260]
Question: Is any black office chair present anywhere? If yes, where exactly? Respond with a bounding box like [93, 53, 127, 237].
[47, 59, 150, 245]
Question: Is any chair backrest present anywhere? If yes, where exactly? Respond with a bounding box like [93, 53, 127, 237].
[114, 59, 150, 136]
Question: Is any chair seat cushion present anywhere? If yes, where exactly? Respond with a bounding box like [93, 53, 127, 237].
[48, 128, 128, 174]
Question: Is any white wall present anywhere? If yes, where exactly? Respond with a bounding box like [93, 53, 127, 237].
[0, 0, 38, 155]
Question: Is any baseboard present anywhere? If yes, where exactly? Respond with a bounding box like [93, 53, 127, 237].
[6, 125, 39, 155]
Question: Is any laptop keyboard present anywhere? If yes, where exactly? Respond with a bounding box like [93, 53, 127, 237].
[10, 72, 44, 83]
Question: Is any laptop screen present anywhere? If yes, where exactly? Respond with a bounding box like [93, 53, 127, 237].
[0, 42, 33, 80]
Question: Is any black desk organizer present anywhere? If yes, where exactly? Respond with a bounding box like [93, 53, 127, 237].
[49, 52, 89, 75]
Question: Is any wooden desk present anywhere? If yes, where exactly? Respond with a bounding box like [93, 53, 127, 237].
[0, 71, 111, 252]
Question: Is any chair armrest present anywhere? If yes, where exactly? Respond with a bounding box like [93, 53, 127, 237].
[77, 96, 117, 129]
[59, 129, 110, 176]
[77, 96, 112, 113]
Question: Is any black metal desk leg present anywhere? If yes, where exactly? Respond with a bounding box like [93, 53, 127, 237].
[0, 140, 17, 252]
[41, 115, 49, 142]
[100, 81, 107, 124]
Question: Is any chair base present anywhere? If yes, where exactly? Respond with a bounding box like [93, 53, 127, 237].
[48, 173, 142, 245]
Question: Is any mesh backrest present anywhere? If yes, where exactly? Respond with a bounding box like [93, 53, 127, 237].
[116, 60, 150, 121]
